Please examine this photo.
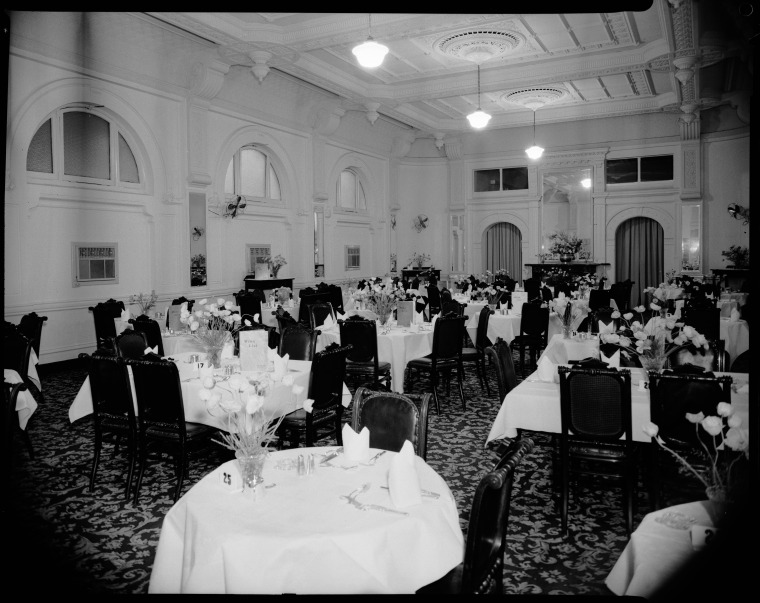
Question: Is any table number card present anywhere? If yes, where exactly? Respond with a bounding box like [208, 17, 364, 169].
[239, 330, 269, 372]
[396, 300, 414, 327]
[218, 464, 242, 492]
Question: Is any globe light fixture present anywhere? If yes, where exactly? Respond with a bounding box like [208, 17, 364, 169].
[525, 110, 544, 159]
[466, 64, 491, 129]
[352, 14, 389, 68]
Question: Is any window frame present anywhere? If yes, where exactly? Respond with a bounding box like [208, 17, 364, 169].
[225, 145, 283, 206]
[335, 168, 368, 214]
[72, 242, 119, 287]
[345, 245, 361, 271]
[246, 244, 272, 273]
[605, 154, 674, 186]
[473, 166, 529, 193]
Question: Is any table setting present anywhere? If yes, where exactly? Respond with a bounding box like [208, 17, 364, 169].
[148, 426, 464, 594]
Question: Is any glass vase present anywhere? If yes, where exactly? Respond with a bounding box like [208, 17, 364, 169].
[205, 345, 224, 369]
[640, 355, 667, 372]
[562, 325, 572, 339]
[705, 485, 734, 528]
[236, 450, 268, 491]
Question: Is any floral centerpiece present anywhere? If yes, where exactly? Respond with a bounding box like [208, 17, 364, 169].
[263, 254, 287, 278]
[129, 290, 158, 316]
[365, 277, 405, 325]
[573, 273, 598, 296]
[643, 403, 748, 524]
[599, 309, 709, 371]
[551, 295, 589, 337]
[199, 374, 296, 490]
[548, 231, 582, 260]
[180, 297, 249, 368]
[643, 284, 671, 315]
[274, 287, 292, 306]
[409, 252, 431, 268]
[721, 245, 749, 268]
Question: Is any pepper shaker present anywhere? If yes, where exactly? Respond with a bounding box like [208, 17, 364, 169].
[297, 455, 306, 477]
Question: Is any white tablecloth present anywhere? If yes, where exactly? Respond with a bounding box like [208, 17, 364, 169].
[465, 311, 520, 347]
[69, 352, 351, 428]
[27, 349, 41, 392]
[317, 324, 434, 394]
[486, 370, 749, 446]
[605, 500, 717, 597]
[720, 318, 749, 362]
[149, 446, 464, 594]
[4, 369, 37, 430]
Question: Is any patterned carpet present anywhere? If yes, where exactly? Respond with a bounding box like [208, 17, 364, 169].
[7, 351, 711, 595]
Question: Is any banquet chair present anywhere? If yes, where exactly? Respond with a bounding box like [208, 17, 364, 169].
[126, 355, 216, 504]
[325, 284, 345, 315]
[586, 306, 618, 335]
[234, 289, 264, 323]
[114, 329, 149, 359]
[277, 343, 351, 449]
[128, 315, 164, 357]
[523, 277, 541, 302]
[350, 386, 430, 460]
[3, 325, 35, 402]
[18, 312, 48, 358]
[610, 280, 634, 312]
[441, 300, 465, 317]
[277, 323, 320, 361]
[426, 285, 442, 320]
[668, 342, 730, 372]
[588, 289, 612, 312]
[338, 316, 392, 390]
[730, 350, 749, 373]
[4, 381, 31, 484]
[274, 306, 298, 334]
[406, 314, 467, 415]
[462, 306, 492, 395]
[298, 292, 332, 326]
[510, 303, 549, 378]
[556, 365, 636, 536]
[79, 352, 138, 500]
[646, 369, 733, 509]
[89, 298, 126, 352]
[308, 301, 335, 330]
[417, 438, 534, 594]
[485, 337, 518, 403]
[681, 307, 721, 343]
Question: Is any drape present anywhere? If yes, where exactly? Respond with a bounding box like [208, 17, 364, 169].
[483, 222, 522, 282]
[615, 217, 664, 307]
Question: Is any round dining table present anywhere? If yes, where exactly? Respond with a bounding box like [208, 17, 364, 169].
[148, 446, 464, 594]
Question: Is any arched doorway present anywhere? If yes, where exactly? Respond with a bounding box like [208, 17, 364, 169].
[483, 222, 522, 282]
[615, 217, 664, 307]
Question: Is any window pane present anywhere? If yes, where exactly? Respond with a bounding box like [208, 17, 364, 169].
[27, 119, 53, 173]
[474, 169, 500, 192]
[269, 164, 281, 199]
[641, 155, 673, 181]
[78, 259, 90, 280]
[118, 134, 139, 183]
[240, 148, 265, 197]
[105, 259, 115, 279]
[502, 167, 528, 190]
[63, 112, 110, 179]
[339, 170, 356, 209]
[357, 181, 366, 210]
[605, 158, 638, 184]
[225, 160, 234, 195]
[90, 260, 106, 279]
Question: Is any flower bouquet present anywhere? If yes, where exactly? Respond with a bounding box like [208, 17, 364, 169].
[643, 402, 748, 524]
[365, 278, 405, 325]
[548, 231, 582, 257]
[275, 287, 292, 305]
[129, 290, 158, 316]
[721, 245, 749, 268]
[551, 295, 589, 336]
[180, 297, 249, 368]
[263, 254, 287, 278]
[409, 252, 431, 268]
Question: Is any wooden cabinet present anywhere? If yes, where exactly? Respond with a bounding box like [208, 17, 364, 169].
[401, 268, 441, 282]
[244, 276, 294, 293]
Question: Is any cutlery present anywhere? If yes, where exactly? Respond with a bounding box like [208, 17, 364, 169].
[357, 503, 409, 516]
[364, 450, 387, 466]
[265, 483, 277, 489]
[319, 447, 344, 466]
[340, 482, 371, 503]
[380, 485, 440, 499]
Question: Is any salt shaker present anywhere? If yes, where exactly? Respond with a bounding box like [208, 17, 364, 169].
[308, 454, 316, 475]
[297, 454, 306, 477]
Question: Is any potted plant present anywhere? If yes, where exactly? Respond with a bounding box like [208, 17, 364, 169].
[721, 245, 749, 269]
[409, 252, 431, 268]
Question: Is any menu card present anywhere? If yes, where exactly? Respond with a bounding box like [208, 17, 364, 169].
[239, 330, 269, 372]
[396, 300, 414, 327]
[166, 305, 185, 332]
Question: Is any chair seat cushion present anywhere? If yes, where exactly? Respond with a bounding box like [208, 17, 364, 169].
[346, 360, 392, 375]
[407, 356, 459, 370]
[461, 347, 480, 359]
[510, 335, 544, 346]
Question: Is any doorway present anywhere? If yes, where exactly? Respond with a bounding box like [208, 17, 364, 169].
[615, 217, 664, 307]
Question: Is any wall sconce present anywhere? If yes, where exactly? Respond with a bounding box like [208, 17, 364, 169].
[727, 203, 750, 225]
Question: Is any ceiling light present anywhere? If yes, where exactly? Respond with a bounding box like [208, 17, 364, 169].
[466, 64, 491, 129]
[352, 14, 388, 68]
[581, 178, 592, 188]
[525, 110, 544, 159]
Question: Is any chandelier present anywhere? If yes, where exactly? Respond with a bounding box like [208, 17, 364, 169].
[466, 64, 491, 129]
[352, 14, 389, 69]
[525, 110, 544, 159]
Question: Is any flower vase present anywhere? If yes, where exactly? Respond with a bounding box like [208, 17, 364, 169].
[562, 325, 572, 339]
[640, 355, 666, 373]
[705, 485, 734, 528]
[236, 450, 267, 492]
[560, 253, 575, 263]
[271, 266, 281, 278]
[378, 312, 392, 327]
[205, 345, 224, 369]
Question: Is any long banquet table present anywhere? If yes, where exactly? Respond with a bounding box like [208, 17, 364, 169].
[148, 446, 464, 594]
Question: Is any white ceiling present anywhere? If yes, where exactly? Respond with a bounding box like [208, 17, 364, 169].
[148, 5, 753, 135]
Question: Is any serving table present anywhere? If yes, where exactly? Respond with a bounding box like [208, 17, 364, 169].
[148, 446, 464, 594]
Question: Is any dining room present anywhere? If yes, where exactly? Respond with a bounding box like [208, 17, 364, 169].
[4, 4, 757, 596]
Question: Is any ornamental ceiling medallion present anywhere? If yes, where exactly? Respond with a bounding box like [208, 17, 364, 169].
[434, 29, 525, 63]
[502, 87, 568, 111]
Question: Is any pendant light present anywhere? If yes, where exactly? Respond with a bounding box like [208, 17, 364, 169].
[525, 109, 544, 159]
[466, 64, 491, 129]
[352, 14, 389, 69]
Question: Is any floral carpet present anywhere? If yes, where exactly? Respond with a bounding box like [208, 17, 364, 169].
[8, 353, 711, 595]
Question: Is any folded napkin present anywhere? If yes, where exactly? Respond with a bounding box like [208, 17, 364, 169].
[221, 337, 236, 360]
[597, 321, 615, 335]
[336, 311, 347, 321]
[511, 301, 524, 316]
[143, 345, 158, 356]
[321, 314, 336, 329]
[267, 348, 289, 381]
[120, 308, 131, 321]
[530, 355, 557, 383]
[388, 440, 422, 508]
[342, 424, 370, 463]
[736, 383, 749, 394]
[729, 308, 740, 323]
[599, 344, 620, 368]
[413, 310, 425, 325]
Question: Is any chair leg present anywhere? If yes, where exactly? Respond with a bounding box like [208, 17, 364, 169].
[125, 435, 137, 501]
[430, 372, 441, 415]
[133, 443, 148, 505]
[89, 431, 103, 492]
[457, 366, 466, 412]
[481, 355, 491, 396]
[20, 428, 35, 460]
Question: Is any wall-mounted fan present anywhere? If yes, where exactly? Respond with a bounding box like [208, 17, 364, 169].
[210, 195, 247, 219]
[412, 214, 428, 233]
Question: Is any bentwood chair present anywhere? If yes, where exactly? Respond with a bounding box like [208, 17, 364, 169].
[274, 306, 299, 334]
[307, 301, 336, 330]
[588, 289, 612, 312]
[234, 289, 265, 323]
[114, 329, 149, 359]
[338, 316, 392, 390]
[89, 298, 126, 352]
[127, 355, 216, 504]
[277, 343, 352, 449]
[18, 312, 47, 358]
[557, 365, 636, 536]
[510, 303, 549, 378]
[417, 438, 534, 594]
[298, 292, 332, 326]
[277, 323, 320, 361]
[350, 386, 431, 460]
[461, 306, 492, 395]
[610, 280, 634, 313]
[647, 368, 733, 509]
[485, 337, 518, 403]
[129, 315, 164, 357]
[79, 352, 138, 500]
[406, 314, 467, 415]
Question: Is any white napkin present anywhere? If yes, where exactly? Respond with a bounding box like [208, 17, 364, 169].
[414, 310, 424, 325]
[321, 314, 335, 329]
[221, 338, 235, 360]
[336, 311, 347, 321]
[736, 383, 749, 394]
[267, 348, 289, 381]
[597, 321, 615, 335]
[512, 301, 524, 316]
[388, 440, 422, 508]
[600, 348, 620, 368]
[530, 356, 557, 383]
[144, 346, 158, 355]
[342, 424, 370, 463]
[729, 309, 740, 323]
[120, 308, 131, 321]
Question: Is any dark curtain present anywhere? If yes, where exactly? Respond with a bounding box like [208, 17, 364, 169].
[483, 222, 522, 283]
[615, 217, 664, 307]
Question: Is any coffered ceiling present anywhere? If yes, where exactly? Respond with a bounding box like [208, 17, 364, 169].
[149, 3, 753, 135]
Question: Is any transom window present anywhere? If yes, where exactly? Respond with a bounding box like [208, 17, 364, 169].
[27, 109, 141, 187]
[474, 166, 529, 192]
[225, 146, 281, 202]
[606, 154, 674, 184]
[337, 169, 367, 212]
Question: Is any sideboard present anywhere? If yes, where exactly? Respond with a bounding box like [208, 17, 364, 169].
[524, 262, 610, 279]
[243, 276, 294, 294]
[401, 268, 441, 282]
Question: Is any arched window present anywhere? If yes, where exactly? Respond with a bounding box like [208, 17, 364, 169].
[26, 108, 141, 187]
[224, 145, 281, 203]
[337, 168, 367, 212]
